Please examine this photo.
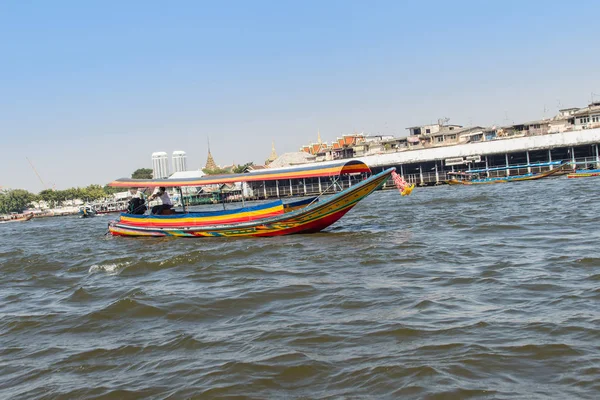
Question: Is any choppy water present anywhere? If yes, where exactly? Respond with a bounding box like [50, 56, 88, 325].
[1, 177, 599, 399]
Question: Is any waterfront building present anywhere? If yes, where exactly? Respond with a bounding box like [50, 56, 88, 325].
[151, 152, 169, 179]
[268, 152, 316, 169]
[300, 132, 366, 160]
[244, 100, 600, 198]
[573, 102, 600, 128]
[169, 170, 205, 195]
[407, 119, 462, 136]
[172, 151, 187, 173]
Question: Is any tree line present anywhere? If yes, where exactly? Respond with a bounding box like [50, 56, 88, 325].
[0, 184, 122, 214]
[1, 165, 255, 214]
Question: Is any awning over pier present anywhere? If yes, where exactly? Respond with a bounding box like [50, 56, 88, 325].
[108, 160, 371, 188]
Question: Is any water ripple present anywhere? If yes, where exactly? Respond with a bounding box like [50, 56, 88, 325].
[1, 178, 599, 399]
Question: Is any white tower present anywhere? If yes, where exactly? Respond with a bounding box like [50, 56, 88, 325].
[152, 151, 169, 179]
[172, 151, 187, 173]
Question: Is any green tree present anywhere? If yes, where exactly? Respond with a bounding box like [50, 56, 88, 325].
[38, 189, 58, 208]
[0, 189, 35, 214]
[132, 168, 153, 179]
[103, 185, 122, 195]
[202, 167, 231, 175]
[232, 162, 254, 174]
[81, 184, 107, 201]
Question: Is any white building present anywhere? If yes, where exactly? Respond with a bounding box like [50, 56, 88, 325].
[172, 151, 187, 173]
[152, 151, 169, 179]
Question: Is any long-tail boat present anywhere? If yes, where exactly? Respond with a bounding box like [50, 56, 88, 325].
[106, 160, 398, 237]
[568, 170, 600, 178]
[447, 162, 569, 185]
[567, 161, 600, 178]
[0, 213, 33, 223]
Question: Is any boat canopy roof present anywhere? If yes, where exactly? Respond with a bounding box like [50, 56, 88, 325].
[108, 160, 371, 188]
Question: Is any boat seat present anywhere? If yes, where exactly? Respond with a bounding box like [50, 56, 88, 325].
[158, 208, 177, 216]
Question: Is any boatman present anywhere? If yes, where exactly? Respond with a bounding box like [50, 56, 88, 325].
[128, 188, 147, 214]
[149, 187, 173, 215]
[129, 187, 146, 199]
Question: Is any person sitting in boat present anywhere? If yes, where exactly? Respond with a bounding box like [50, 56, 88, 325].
[129, 187, 145, 199]
[149, 187, 173, 215]
[127, 188, 147, 214]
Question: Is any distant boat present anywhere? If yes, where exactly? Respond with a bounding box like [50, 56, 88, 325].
[447, 162, 569, 185]
[92, 200, 128, 214]
[79, 205, 97, 218]
[567, 170, 600, 178]
[567, 162, 600, 178]
[0, 213, 33, 223]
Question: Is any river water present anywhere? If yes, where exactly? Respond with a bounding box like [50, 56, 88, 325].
[1, 177, 599, 399]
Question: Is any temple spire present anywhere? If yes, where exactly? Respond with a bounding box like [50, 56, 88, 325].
[266, 140, 278, 165]
[204, 138, 217, 170]
[317, 129, 322, 144]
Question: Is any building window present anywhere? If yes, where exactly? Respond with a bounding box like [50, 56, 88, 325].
[449, 134, 456, 140]
[426, 129, 431, 134]
[436, 137, 444, 142]
[449, 127, 454, 130]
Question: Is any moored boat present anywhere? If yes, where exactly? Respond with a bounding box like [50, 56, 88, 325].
[447, 162, 569, 185]
[0, 213, 33, 223]
[567, 170, 600, 178]
[92, 200, 129, 214]
[106, 161, 398, 237]
[566, 161, 600, 178]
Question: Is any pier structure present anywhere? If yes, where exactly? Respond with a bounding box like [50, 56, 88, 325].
[362, 127, 600, 186]
[240, 101, 600, 198]
[243, 127, 600, 199]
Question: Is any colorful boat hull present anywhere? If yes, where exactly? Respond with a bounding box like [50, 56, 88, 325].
[108, 168, 394, 237]
[567, 169, 600, 178]
[448, 163, 568, 185]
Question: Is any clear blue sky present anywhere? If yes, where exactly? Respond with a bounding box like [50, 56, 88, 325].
[1, 0, 599, 192]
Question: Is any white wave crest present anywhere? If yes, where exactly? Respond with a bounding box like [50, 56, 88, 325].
[89, 262, 130, 275]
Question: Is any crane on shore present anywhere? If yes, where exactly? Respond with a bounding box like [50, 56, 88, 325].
[26, 157, 51, 190]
